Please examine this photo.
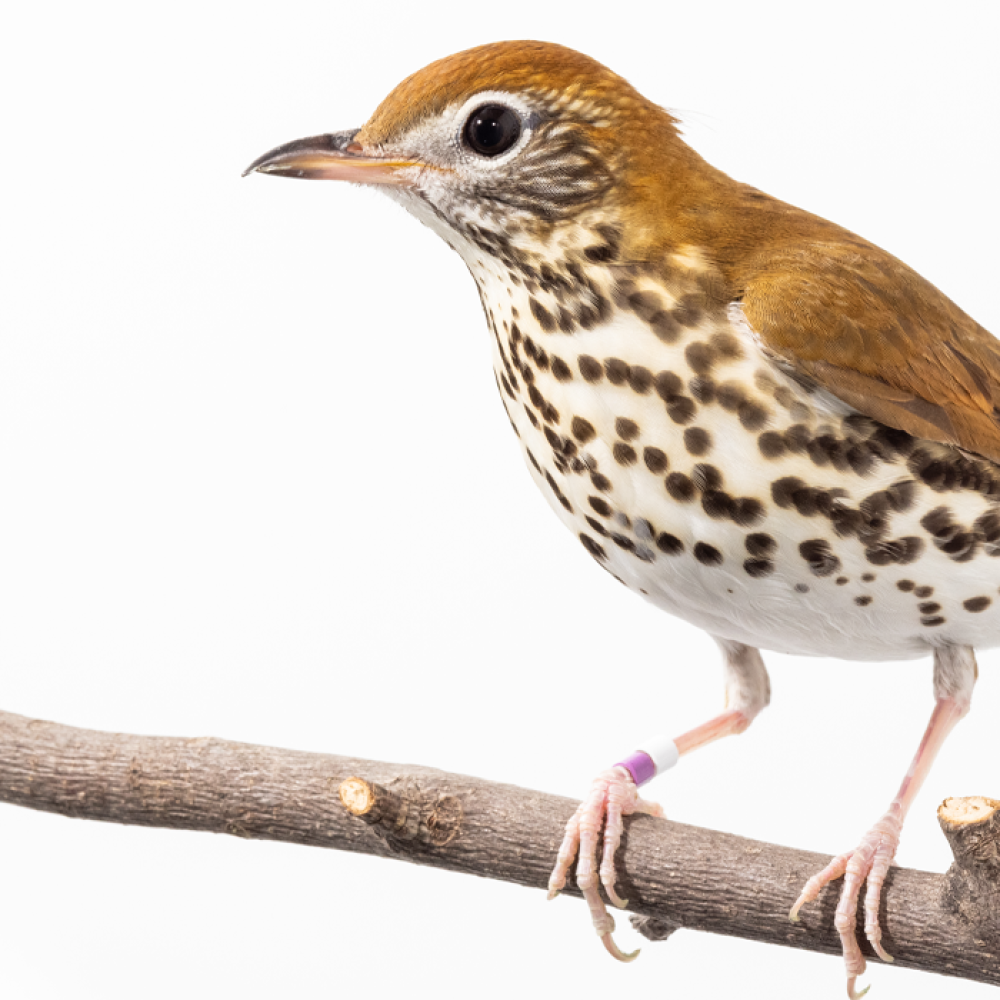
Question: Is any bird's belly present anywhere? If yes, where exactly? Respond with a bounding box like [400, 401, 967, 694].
[485, 288, 1000, 663]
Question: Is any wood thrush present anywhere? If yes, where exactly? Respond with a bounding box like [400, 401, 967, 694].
[245, 41, 994, 997]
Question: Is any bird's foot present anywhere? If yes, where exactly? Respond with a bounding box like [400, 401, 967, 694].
[547, 766, 663, 962]
[789, 807, 903, 999]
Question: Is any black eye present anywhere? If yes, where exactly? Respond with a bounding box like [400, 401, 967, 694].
[463, 104, 522, 157]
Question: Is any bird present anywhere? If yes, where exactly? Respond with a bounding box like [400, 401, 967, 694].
[244, 41, 995, 997]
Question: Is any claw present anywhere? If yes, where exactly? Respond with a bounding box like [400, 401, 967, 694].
[847, 976, 870, 999]
[870, 938, 893, 964]
[601, 931, 639, 963]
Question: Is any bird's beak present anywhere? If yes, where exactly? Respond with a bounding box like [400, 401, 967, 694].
[242, 129, 421, 186]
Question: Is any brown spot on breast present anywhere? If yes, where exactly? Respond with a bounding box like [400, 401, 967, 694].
[964, 596, 992, 612]
[746, 533, 776, 557]
[710, 331, 742, 359]
[544, 470, 573, 512]
[613, 442, 638, 466]
[692, 463, 723, 492]
[864, 536, 924, 566]
[605, 358, 630, 385]
[650, 311, 681, 343]
[732, 498, 765, 527]
[666, 396, 696, 424]
[908, 448, 981, 493]
[571, 416, 596, 443]
[808, 434, 850, 470]
[610, 532, 635, 552]
[702, 490, 734, 519]
[689, 376, 716, 404]
[643, 447, 668, 473]
[887, 479, 916, 511]
[684, 427, 711, 456]
[578, 355, 603, 382]
[579, 533, 607, 560]
[772, 476, 824, 517]
[758, 431, 786, 459]
[783, 425, 809, 454]
[715, 382, 747, 412]
[855, 595, 873, 607]
[975, 510, 1000, 546]
[799, 539, 842, 577]
[665, 472, 696, 502]
[654, 371, 683, 400]
[583, 243, 616, 263]
[656, 532, 684, 555]
[832, 506, 865, 538]
[846, 443, 878, 476]
[774, 386, 795, 409]
[743, 558, 774, 577]
[673, 294, 703, 328]
[685, 341, 716, 375]
[615, 417, 639, 440]
[585, 516, 608, 536]
[627, 366, 653, 394]
[551, 356, 573, 381]
[738, 400, 770, 431]
[556, 308, 575, 333]
[693, 542, 723, 566]
[588, 496, 612, 517]
[529, 298, 556, 332]
[628, 290, 664, 322]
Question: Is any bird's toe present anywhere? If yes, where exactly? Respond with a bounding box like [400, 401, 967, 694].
[549, 766, 661, 960]
[795, 808, 903, 996]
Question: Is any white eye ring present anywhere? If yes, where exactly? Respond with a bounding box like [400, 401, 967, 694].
[449, 90, 537, 166]
[463, 104, 522, 157]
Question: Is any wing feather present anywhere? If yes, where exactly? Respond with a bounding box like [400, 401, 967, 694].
[739, 239, 1000, 463]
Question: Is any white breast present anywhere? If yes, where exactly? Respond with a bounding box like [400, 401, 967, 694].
[469, 254, 1000, 663]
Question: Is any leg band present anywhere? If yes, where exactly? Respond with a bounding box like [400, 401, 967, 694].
[614, 736, 679, 787]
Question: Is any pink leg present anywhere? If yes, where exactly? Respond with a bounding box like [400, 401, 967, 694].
[790, 647, 977, 999]
[548, 640, 769, 960]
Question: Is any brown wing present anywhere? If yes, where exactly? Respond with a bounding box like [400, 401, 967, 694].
[739, 237, 1000, 464]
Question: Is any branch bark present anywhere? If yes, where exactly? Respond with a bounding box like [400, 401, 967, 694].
[0, 709, 996, 986]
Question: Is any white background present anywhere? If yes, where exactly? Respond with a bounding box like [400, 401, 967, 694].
[1, 2, 998, 997]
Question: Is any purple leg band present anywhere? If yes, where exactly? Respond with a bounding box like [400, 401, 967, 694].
[614, 751, 656, 787]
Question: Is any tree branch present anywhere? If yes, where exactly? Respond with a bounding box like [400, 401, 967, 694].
[0, 709, 996, 986]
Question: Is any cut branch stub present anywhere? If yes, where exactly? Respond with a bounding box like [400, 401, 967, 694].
[338, 776, 463, 847]
[938, 795, 1000, 954]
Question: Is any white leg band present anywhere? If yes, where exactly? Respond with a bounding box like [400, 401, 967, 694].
[641, 735, 679, 773]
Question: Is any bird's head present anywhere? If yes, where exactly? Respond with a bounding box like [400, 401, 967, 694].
[244, 41, 696, 266]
